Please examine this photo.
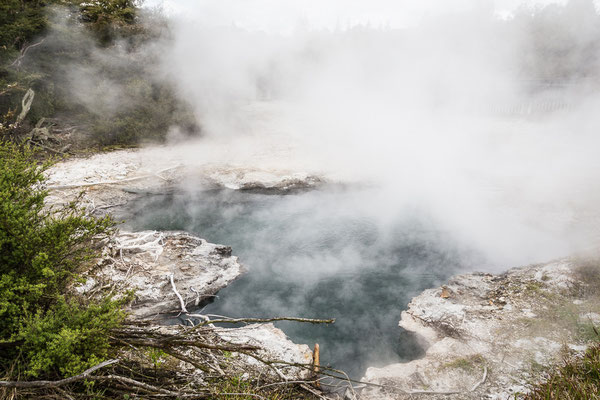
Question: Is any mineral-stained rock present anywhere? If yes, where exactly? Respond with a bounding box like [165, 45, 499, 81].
[78, 230, 245, 319]
[361, 259, 600, 400]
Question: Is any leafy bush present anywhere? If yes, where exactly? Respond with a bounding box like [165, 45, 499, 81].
[78, 0, 140, 45]
[0, 141, 125, 378]
[17, 296, 127, 377]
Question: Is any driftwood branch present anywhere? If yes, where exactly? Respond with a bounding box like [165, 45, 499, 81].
[0, 359, 119, 388]
[29, 139, 66, 155]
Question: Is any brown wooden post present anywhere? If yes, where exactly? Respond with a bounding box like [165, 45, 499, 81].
[313, 343, 320, 388]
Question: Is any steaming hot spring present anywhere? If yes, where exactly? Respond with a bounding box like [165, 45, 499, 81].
[123, 185, 477, 378]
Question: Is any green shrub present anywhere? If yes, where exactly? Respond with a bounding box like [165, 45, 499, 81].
[17, 295, 127, 377]
[0, 141, 124, 378]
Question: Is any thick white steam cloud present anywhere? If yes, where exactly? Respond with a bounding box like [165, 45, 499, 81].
[156, 0, 600, 269]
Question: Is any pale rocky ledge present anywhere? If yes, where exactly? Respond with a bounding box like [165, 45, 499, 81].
[45, 145, 323, 212]
[45, 147, 599, 398]
[361, 259, 599, 400]
[45, 147, 321, 380]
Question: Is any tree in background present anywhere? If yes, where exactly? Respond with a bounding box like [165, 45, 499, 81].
[0, 0, 198, 148]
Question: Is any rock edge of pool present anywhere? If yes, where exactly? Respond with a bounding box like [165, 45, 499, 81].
[46, 147, 599, 400]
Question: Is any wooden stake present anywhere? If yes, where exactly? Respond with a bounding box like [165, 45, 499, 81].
[313, 343, 320, 388]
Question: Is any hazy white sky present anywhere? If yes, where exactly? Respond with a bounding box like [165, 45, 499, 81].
[145, 0, 575, 31]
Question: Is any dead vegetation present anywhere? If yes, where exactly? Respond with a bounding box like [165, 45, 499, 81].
[0, 216, 341, 399]
[0, 316, 340, 399]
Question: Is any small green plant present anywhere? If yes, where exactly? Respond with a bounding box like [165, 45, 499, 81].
[525, 281, 543, 293]
[147, 347, 167, 369]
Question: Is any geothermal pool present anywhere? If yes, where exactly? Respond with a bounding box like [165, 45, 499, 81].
[125, 187, 480, 377]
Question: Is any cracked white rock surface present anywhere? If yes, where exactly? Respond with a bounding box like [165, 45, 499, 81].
[80, 230, 244, 319]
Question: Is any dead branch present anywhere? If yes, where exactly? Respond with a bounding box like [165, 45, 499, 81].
[207, 352, 225, 376]
[234, 357, 385, 391]
[2, 307, 338, 399]
[113, 336, 260, 352]
[15, 89, 34, 126]
[300, 383, 328, 400]
[256, 378, 322, 391]
[470, 366, 488, 392]
[168, 273, 188, 313]
[161, 347, 211, 373]
[215, 393, 267, 400]
[88, 374, 180, 396]
[194, 316, 335, 329]
[28, 140, 66, 155]
[185, 313, 212, 323]
[9, 38, 46, 69]
[0, 359, 119, 388]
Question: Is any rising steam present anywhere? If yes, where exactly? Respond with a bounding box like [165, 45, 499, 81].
[145, 0, 600, 269]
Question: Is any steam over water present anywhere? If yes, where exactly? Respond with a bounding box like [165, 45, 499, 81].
[152, 0, 600, 270]
[126, 187, 481, 377]
[122, 0, 600, 379]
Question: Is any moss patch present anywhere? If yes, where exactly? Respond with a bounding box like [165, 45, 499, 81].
[441, 354, 486, 372]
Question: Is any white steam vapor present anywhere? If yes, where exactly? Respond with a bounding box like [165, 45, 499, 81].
[157, 0, 600, 269]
